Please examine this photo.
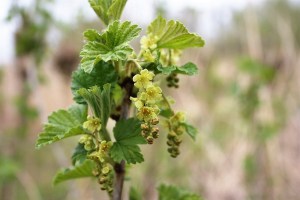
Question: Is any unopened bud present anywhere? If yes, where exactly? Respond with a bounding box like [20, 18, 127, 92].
[151, 118, 159, 125]
[141, 123, 149, 131]
[147, 136, 154, 144]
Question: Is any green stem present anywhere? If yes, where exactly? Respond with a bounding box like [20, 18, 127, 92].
[162, 93, 175, 115]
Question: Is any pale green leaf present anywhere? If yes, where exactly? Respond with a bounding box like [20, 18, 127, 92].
[80, 21, 141, 73]
[88, 0, 127, 25]
[71, 61, 118, 104]
[36, 104, 87, 149]
[53, 160, 96, 185]
[182, 123, 198, 141]
[108, 0, 127, 22]
[148, 16, 205, 49]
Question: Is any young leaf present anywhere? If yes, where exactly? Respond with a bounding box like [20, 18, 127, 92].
[88, 0, 127, 25]
[148, 16, 205, 49]
[36, 104, 87, 149]
[80, 21, 141, 73]
[78, 84, 111, 128]
[110, 118, 146, 164]
[71, 61, 118, 104]
[108, 0, 127, 22]
[158, 184, 202, 200]
[53, 160, 96, 185]
[71, 143, 88, 166]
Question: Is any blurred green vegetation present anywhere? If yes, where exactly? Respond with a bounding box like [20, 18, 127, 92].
[1, 0, 300, 199]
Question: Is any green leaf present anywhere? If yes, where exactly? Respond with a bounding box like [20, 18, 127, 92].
[36, 104, 87, 149]
[175, 62, 198, 75]
[158, 184, 202, 200]
[80, 21, 141, 73]
[88, 0, 127, 25]
[157, 62, 198, 76]
[110, 118, 146, 164]
[53, 160, 96, 185]
[108, 0, 127, 22]
[83, 29, 102, 42]
[182, 123, 198, 141]
[71, 143, 88, 166]
[71, 61, 117, 104]
[100, 83, 112, 127]
[113, 118, 146, 145]
[157, 65, 176, 75]
[110, 143, 144, 164]
[148, 16, 205, 49]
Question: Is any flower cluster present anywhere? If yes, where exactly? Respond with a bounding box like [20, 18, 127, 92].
[140, 33, 159, 62]
[83, 115, 101, 133]
[131, 69, 162, 144]
[89, 140, 113, 193]
[166, 112, 186, 157]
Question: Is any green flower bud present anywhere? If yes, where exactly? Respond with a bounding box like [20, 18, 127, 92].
[147, 135, 154, 144]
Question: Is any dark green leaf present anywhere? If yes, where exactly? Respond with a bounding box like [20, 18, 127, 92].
[110, 143, 144, 164]
[113, 118, 146, 145]
[53, 160, 96, 185]
[71, 61, 117, 104]
[36, 104, 87, 149]
[157, 65, 176, 75]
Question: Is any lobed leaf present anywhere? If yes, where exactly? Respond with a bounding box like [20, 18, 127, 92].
[35, 104, 87, 149]
[110, 143, 144, 164]
[80, 21, 141, 73]
[71, 61, 117, 104]
[71, 143, 88, 166]
[53, 160, 96, 185]
[148, 16, 205, 49]
[157, 62, 198, 76]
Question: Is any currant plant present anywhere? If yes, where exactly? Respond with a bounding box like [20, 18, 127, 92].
[35, 0, 205, 199]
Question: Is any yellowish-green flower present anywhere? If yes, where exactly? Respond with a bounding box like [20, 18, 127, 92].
[130, 97, 144, 109]
[142, 49, 156, 62]
[133, 69, 155, 89]
[102, 164, 111, 175]
[79, 135, 94, 151]
[137, 106, 159, 122]
[170, 112, 186, 125]
[140, 34, 158, 50]
[140, 85, 162, 103]
[83, 116, 101, 132]
[99, 141, 113, 153]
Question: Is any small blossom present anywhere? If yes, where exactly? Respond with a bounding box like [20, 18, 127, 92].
[133, 69, 155, 89]
[102, 165, 111, 175]
[144, 85, 162, 102]
[100, 141, 113, 153]
[142, 49, 156, 62]
[140, 34, 158, 50]
[83, 116, 101, 132]
[130, 97, 144, 109]
[136, 106, 158, 122]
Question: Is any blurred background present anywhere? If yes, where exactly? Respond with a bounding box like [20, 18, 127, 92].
[1, 0, 300, 199]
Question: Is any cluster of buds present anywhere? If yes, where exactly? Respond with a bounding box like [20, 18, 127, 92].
[140, 33, 158, 62]
[166, 112, 186, 158]
[89, 140, 114, 193]
[130, 69, 163, 144]
[166, 73, 179, 88]
[79, 135, 94, 151]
